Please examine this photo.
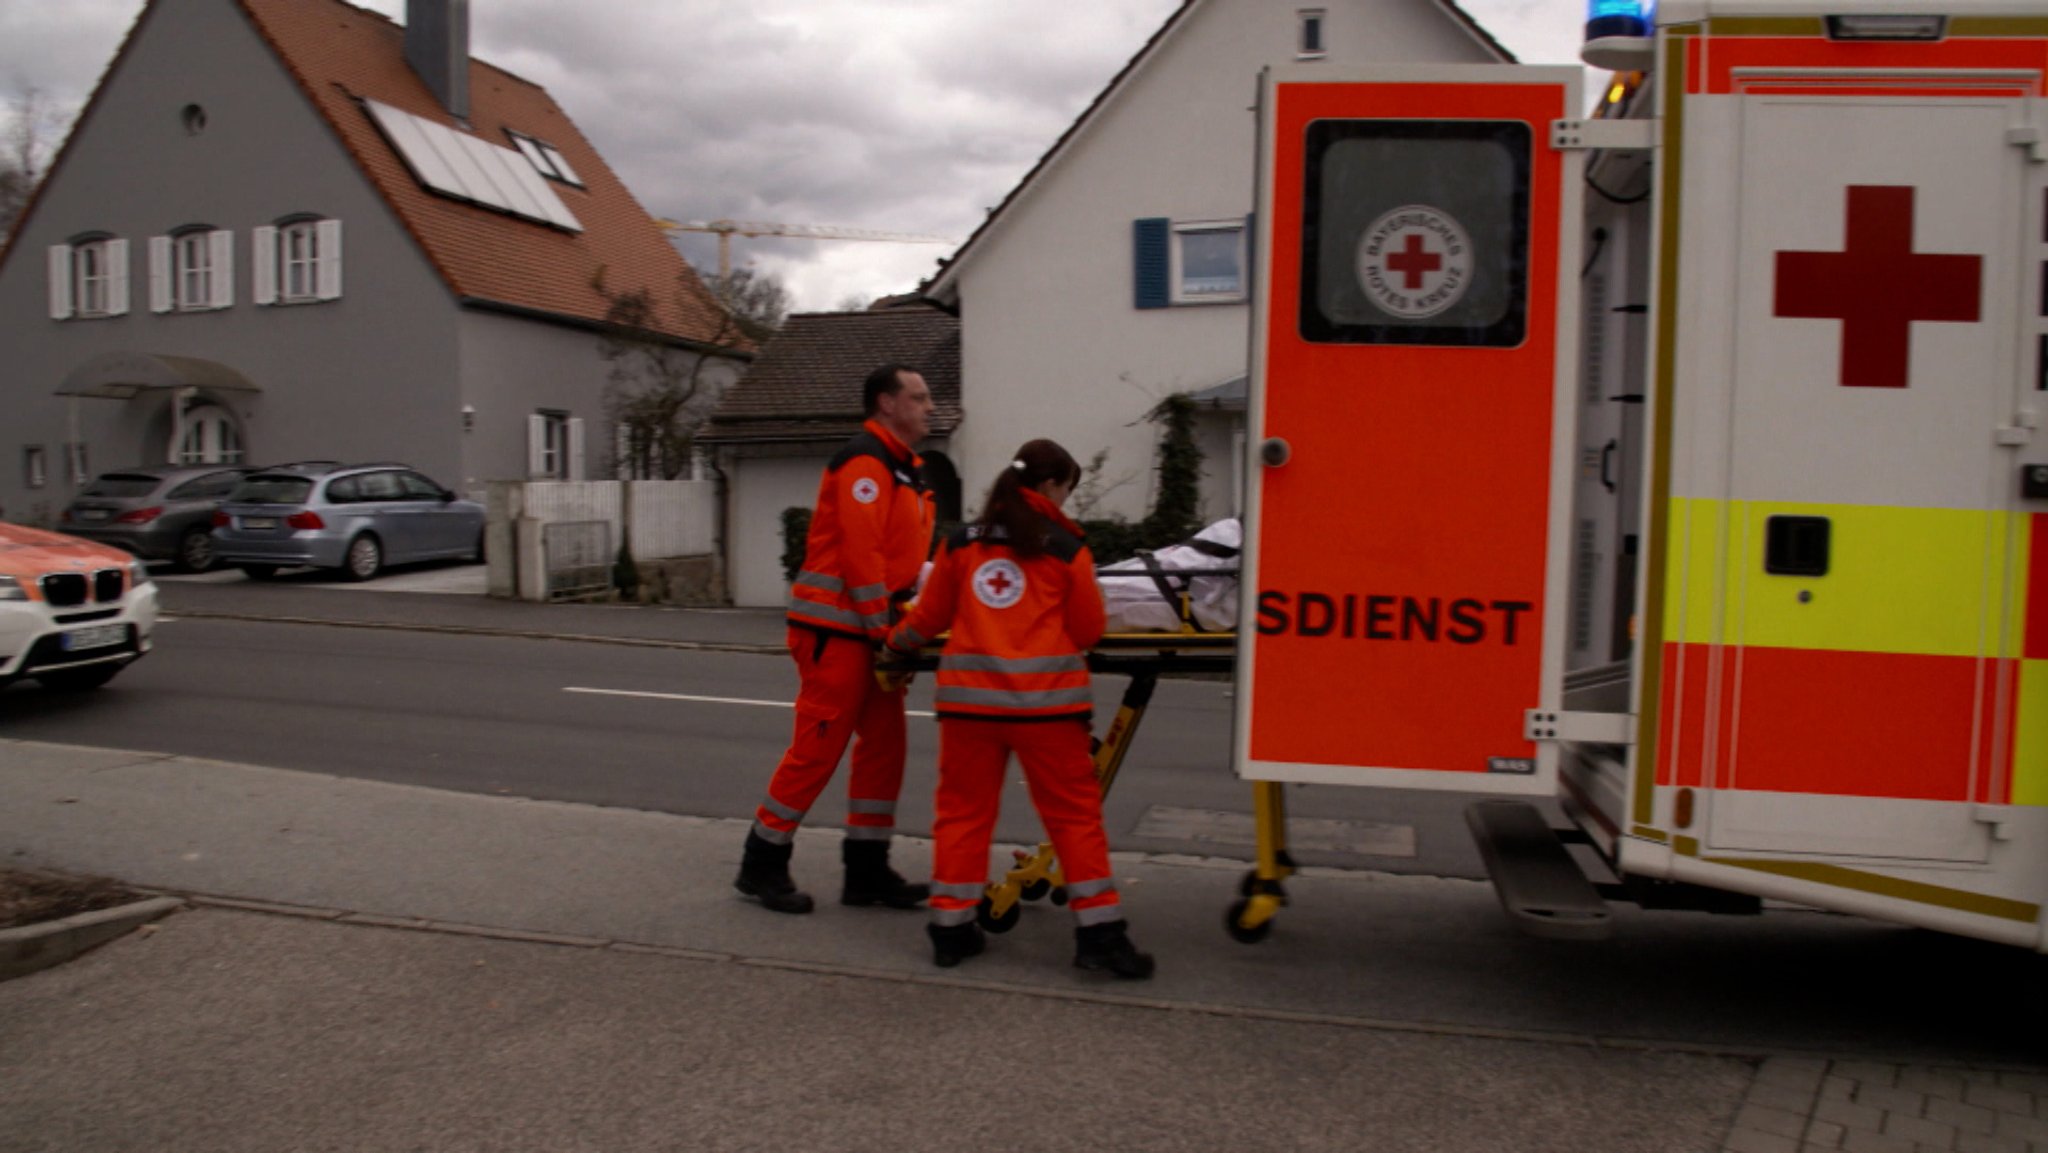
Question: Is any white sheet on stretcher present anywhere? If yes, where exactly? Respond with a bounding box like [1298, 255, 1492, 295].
[1096, 518, 1240, 633]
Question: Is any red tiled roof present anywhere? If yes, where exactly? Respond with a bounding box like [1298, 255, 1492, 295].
[238, 0, 745, 351]
[700, 308, 960, 444]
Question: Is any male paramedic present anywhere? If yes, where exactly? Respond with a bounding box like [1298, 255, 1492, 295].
[735, 363, 937, 914]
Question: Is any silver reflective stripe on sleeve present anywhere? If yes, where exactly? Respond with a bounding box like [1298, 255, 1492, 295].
[892, 627, 929, 651]
[940, 652, 1087, 675]
[793, 571, 844, 593]
[929, 905, 979, 927]
[787, 595, 867, 629]
[1064, 877, 1116, 899]
[848, 799, 897, 815]
[930, 881, 987, 901]
[860, 609, 892, 631]
[1073, 902, 1125, 927]
[849, 582, 889, 604]
[935, 685, 1095, 710]
[844, 826, 891, 841]
[759, 795, 805, 823]
[750, 820, 794, 845]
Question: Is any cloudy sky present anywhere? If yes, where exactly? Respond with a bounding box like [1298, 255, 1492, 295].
[1, 0, 1588, 312]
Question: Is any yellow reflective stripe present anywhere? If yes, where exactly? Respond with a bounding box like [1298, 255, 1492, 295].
[2016, 661, 2048, 807]
[1665, 498, 2023, 657]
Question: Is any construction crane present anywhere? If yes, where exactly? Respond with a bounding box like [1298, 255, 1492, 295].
[655, 218, 955, 279]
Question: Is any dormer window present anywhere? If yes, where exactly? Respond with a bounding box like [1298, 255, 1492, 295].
[1298, 9, 1328, 59]
[508, 130, 583, 188]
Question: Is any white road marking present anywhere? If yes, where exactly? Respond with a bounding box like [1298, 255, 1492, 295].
[565, 685, 937, 719]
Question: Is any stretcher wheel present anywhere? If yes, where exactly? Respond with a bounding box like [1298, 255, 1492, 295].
[1225, 900, 1273, 945]
[1020, 879, 1051, 902]
[977, 895, 1021, 934]
[1049, 886, 1068, 907]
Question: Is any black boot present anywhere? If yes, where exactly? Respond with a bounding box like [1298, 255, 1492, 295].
[841, 839, 929, 909]
[1074, 920, 1155, 980]
[927, 922, 986, 968]
[735, 831, 814, 914]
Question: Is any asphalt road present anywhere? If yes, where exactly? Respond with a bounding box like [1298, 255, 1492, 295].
[0, 615, 1494, 877]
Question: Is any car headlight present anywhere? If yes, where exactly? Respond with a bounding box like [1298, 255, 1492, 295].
[128, 559, 153, 591]
[0, 576, 25, 602]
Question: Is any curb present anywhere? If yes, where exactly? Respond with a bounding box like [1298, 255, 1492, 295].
[0, 896, 186, 982]
[159, 608, 785, 656]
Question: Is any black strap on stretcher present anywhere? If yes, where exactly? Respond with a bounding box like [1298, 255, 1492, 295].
[1105, 534, 1241, 634]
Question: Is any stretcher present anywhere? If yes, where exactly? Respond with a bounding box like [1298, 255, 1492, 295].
[894, 627, 1297, 944]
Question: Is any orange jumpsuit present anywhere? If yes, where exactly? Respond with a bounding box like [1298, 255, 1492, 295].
[752, 420, 935, 847]
[886, 491, 1122, 929]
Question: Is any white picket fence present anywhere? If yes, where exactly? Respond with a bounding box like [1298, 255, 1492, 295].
[487, 480, 717, 601]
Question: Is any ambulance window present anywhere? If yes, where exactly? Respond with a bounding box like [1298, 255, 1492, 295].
[1299, 119, 1530, 347]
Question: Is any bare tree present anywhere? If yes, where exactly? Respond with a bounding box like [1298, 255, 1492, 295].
[595, 274, 748, 481]
[1, 89, 63, 244]
[700, 263, 791, 340]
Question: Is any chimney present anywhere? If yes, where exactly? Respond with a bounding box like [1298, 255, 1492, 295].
[405, 0, 471, 121]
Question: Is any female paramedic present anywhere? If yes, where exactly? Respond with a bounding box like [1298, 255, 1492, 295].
[882, 439, 1154, 979]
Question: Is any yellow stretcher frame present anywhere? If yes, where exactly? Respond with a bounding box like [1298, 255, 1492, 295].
[895, 630, 1296, 943]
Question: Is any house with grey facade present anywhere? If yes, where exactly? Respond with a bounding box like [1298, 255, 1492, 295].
[0, 0, 745, 528]
[699, 304, 961, 608]
[922, 0, 1510, 526]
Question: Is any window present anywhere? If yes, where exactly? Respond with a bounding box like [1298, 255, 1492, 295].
[66, 443, 89, 486]
[325, 476, 363, 504]
[175, 406, 245, 465]
[46, 237, 130, 320]
[507, 130, 583, 188]
[167, 471, 244, 501]
[253, 219, 344, 305]
[151, 228, 233, 312]
[528, 411, 584, 479]
[1298, 9, 1328, 58]
[1134, 217, 1248, 308]
[23, 447, 47, 490]
[356, 471, 406, 501]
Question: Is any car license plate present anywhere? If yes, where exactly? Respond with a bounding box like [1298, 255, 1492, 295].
[76, 509, 110, 522]
[242, 517, 278, 530]
[61, 624, 126, 652]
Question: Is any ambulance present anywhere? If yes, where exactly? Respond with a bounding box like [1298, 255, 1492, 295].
[1232, 0, 2048, 950]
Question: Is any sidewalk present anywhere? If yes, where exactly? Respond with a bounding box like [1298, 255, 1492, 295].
[1, 736, 2044, 1152]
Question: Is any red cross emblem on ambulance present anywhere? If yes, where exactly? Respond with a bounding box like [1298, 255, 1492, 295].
[1773, 185, 1982, 389]
[1357, 205, 1472, 320]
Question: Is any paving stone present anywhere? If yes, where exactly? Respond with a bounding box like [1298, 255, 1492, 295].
[1840, 1129, 1916, 1153]
[1755, 1059, 1832, 1096]
[1727, 1126, 1802, 1153]
[1823, 1077, 1858, 1101]
[1817, 1098, 1886, 1132]
[1899, 1070, 1969, 1103]
[1838, 1063, 1904, 1089]
[1882, 1112, 1955, 1150]
[1857, 1085, 1929, 1118]
[1750, 1082, 1824, 1115]
[1806, 1119, 1847, 1148]
[1994, 1074, 2048, 1096]
[1966, 1086, 2038, 1117]
[1741, 1104, 1813, 1140]
[1992, 1112, 2048, 1144]
[1954, 1131, 2028, 1153]
[1927, 1097, 1998, 1136]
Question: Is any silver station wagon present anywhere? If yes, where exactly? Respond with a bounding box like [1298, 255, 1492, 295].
[210, 462, 485, 582]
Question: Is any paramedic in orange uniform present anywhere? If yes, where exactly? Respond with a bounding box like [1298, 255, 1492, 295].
[735, 364, 936, 915]
[883, 439, 1155, 978]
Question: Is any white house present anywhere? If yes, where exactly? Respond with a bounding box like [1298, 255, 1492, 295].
[923, 0, 1510, 525]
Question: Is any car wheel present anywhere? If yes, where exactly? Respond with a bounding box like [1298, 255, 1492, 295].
[343, 533, 383, 582]
[39, 665, 121, 692]
[177, 527, 216, 573]
[241, 564, 279, 581]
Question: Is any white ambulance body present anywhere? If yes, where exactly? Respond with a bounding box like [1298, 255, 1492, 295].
[1236, 0, 2048, 949]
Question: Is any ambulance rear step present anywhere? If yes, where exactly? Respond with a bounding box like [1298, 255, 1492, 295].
[1465, 800, 1614, 940]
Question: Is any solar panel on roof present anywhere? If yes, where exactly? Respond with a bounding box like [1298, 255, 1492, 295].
[363, 99, 582, 232]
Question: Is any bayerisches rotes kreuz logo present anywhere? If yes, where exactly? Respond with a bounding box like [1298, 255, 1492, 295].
[1356, 205, 1472, 320]
[850, 477, 880, 504]
[972, 558, 1026, 609]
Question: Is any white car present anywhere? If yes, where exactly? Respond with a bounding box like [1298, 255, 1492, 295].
[0, 522, 158, 692]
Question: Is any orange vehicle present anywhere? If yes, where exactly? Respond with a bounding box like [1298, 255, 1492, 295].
[0, 522, 158, 692]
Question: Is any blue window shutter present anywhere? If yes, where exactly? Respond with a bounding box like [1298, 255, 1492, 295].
[1133, 217, 1169, 309]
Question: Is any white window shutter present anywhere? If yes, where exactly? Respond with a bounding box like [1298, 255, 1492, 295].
[315, 218, 343, 300]
[105, 239, 130, 316]
[47, 245, 73, 320]
[566, 417, 586, 481]
[527, 414, 548, 478]
[251, 226, 277, 306]
[149, 236, 172, 313]
[208, 229, 234, 308]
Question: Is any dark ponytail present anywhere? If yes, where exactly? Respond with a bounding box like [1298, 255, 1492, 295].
[975, 439, 1081, 558]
